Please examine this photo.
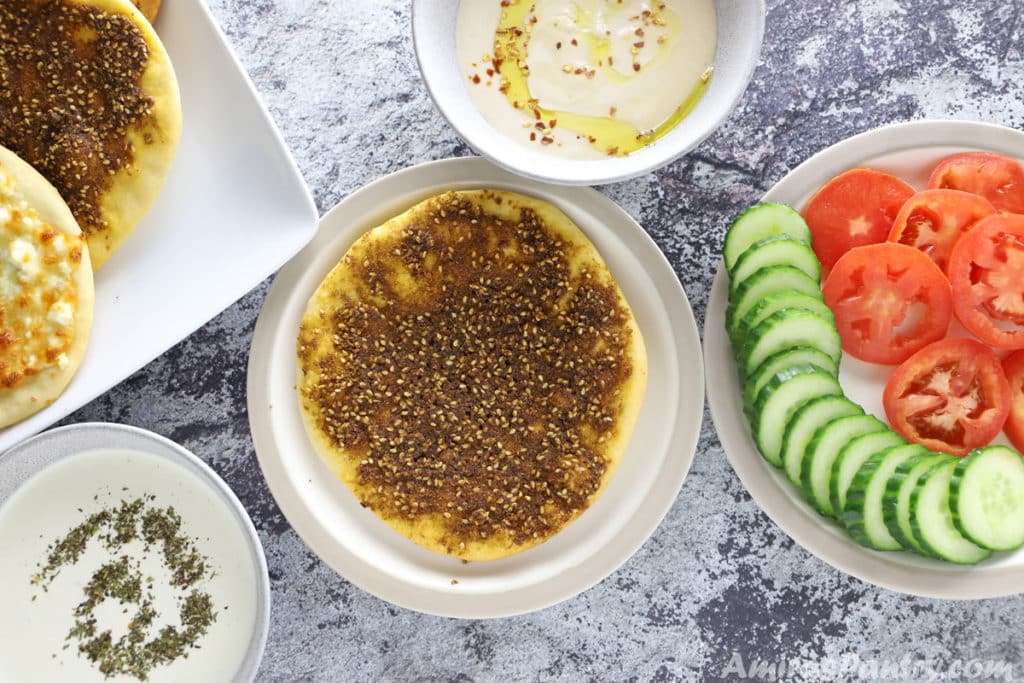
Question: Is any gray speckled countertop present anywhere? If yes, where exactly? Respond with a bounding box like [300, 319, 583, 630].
[59, 1, 1024, 681]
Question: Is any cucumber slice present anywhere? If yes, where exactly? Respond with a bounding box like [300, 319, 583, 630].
[802, 414, 888, 517]
[781, 396, 863, 487]
[950, 446, 1024, 551]
[743, 347, 839, 416]
[723, 203, 812, 272]
[842, 444, 928, 551]
[883, 452, 951, 556]
[830, 430, 906, 518]
[910, 460, 992, 564]
[725, 266, 822, 339]
[738, 309, 841, 379]
[750, 365, 842, 467]
[730, 292, 835, 349]
[729, 236, 821, 298]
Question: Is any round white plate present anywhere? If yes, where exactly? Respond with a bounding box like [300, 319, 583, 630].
[0, 423, 270, 682]
[705, 120, 1024, 599]
[247, 157, 703, 617]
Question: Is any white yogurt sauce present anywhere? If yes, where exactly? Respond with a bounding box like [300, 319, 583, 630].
[457, 0, 717, 160]
[0, 449, 259, 682]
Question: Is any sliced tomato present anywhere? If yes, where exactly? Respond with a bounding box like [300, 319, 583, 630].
[929, 152, 1024, 214]
[1002, 351, 1024, 454]
[947, 214, 1024, 349]
[887, 189, 995, 271]
[802, 168, 915, 271]
[823, 243, 952, 365]
[883, 338, 1010, 456]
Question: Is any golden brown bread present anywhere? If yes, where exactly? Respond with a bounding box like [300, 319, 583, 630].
[297, 190, 647, 561]
[0, 0, 181, 270]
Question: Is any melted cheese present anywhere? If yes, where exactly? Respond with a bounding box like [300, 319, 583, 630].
[0, 166, 85, 388]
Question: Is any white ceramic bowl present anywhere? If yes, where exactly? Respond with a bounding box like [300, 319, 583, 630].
[412, 0, 766, 186]
[0, 423, 271, 681]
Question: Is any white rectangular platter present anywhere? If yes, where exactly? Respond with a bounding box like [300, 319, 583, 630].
[0, 0, 318, 452]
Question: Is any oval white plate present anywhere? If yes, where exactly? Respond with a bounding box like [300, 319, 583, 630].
[705, 119, 1024, 599]
[247, 157, 703, 617]
[0, 423, 270, 682]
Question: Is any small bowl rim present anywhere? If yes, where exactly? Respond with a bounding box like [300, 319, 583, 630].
[412, 0, 767, 186]
[0, 422, 271, 682]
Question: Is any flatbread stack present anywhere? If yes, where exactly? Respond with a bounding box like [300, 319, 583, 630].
[297, 190, 647, 560]
[0, 0, 181, 426]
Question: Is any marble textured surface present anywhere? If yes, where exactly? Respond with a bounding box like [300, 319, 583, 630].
[59, 0, 1024, 680]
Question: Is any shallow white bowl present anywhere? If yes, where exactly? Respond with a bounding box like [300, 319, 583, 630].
[412, 0, 765, 186]
[705, 120, 1024, 599]
[247, 157, 704, 617]
[0, 423, 271, 680]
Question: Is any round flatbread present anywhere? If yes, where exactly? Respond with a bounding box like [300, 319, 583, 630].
[0, 146, 94, 429]
[297, 190, 647, 561]
[0, 0, 182, 270]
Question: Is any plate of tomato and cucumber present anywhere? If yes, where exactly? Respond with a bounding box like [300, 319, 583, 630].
[705, 120, 1024, 598]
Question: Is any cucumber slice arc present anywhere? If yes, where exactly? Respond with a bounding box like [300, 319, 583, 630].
[830, 430, 907, 518]
[950, 446, 1024, 551]
[910, 460, 992, 564]
[743, 347, 839, 416]
[730, 292, 835, 350]
[842, 444, 928, 551]
[726, 266, 822, 338]
[781, 396, 863, 487]
[738, 309, 842, 379]
[750, 365, 843, 467]
[883, 452, 951, 556]
[723, 203, 812, 272]
[802, 414, 888, 517]
[729, 236, 821, 298]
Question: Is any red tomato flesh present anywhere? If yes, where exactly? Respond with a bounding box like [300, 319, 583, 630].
[888, 189, 995, 272]
[823, 243, 952, 365]
[803, 168, 915, 271]
[947, 214, 1024, 349]
[883, 338, 1010, 456]
[928, 152, 1024, 214]
[1002, 351, 1024, 454]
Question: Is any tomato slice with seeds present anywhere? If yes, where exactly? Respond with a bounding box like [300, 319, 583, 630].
[802, 168, 915, 272]
[947, 214, 1024, 349]
[883, 338, 1010, 456]
[928, 152, 1024, 214]
[1002, 351, 1024, 454]
[823, 243, 952, 365]
[887, 189, 995, 272]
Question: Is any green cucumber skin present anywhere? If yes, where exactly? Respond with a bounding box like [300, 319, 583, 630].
[841, 445, 927, 551]
[725, 266, 822, 342]
[729, 301, 831, 362]
[950, 446, 1024, 551]
[909, 462, 992, 565]
[750, 366, 842, 468]
[881, 453, 948, 557]
[737, 310, 841, 380]
[728, 236, 821, 299]
[800, 415, 887, 518]
[723, 203, 812, 273]
[828, 431, 906, 521]
[780, 397, 863, 487]
[741, 346, 838, 417]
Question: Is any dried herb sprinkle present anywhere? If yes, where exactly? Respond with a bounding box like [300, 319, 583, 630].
[32, 496, 218, 681]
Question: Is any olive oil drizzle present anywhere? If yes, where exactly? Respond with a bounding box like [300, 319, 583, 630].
[493, 0, 712, 156]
